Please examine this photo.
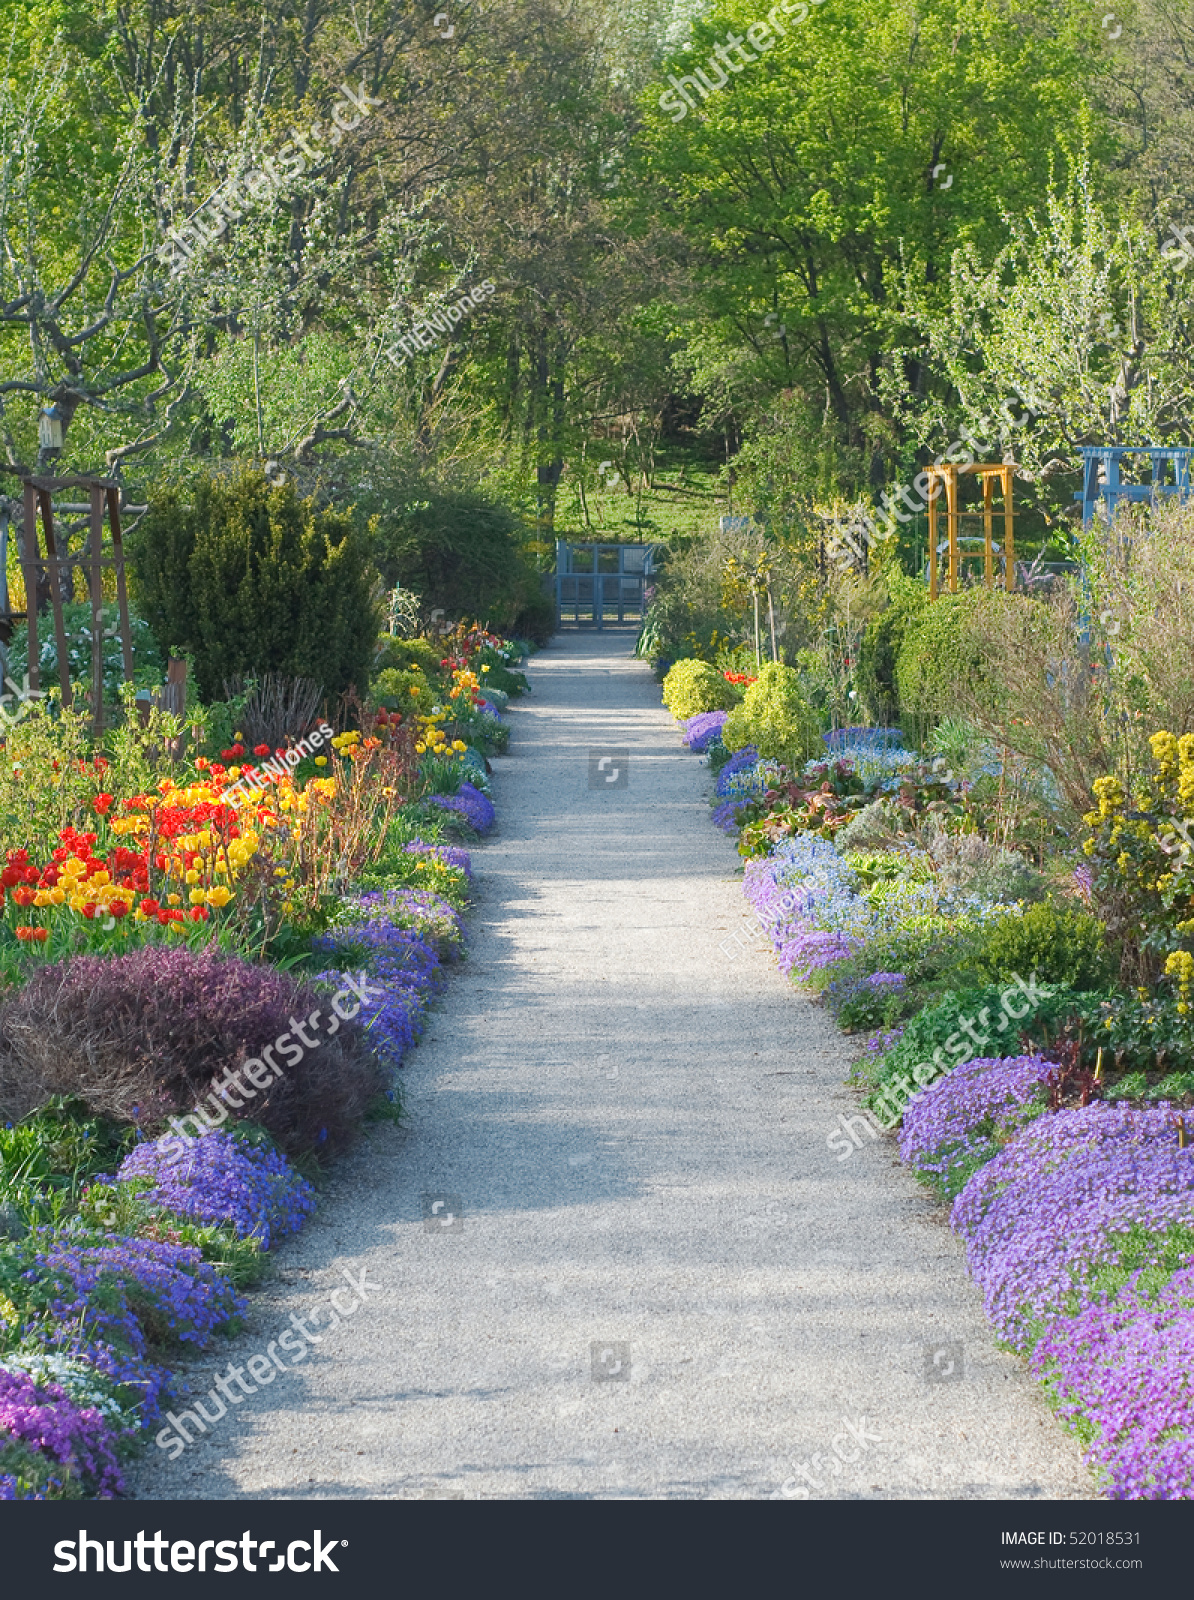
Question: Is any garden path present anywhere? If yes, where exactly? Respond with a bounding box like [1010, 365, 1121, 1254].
[133, 631, 1091, 1501]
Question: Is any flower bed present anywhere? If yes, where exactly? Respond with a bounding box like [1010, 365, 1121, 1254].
[669, 674, 1194, 1498]
[0, 620, 524, 1496]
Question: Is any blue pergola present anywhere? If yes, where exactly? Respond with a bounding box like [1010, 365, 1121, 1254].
[1075, 446, 1194, 528]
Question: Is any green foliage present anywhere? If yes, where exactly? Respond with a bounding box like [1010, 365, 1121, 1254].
[127, 469, 380, 704]
[857, 982, 1092, 1099]
[661, 658, 739, 719]
[7, 602, 164, 701]
[706, 738, 732, 775]
[370, 488, 544, 634]
[895, 589, 992, 744]
[721, 662, 823, 769]
[374, 637, 449, 681]
[475, 649, 530, 697]
[970, 903, 1115, 991]
[856, 578, 928, 724]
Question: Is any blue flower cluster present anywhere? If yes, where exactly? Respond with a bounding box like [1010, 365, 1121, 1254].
[822, 727, 908, 756]
[315, 905, 445, 1069]
[345, 886, 466, 960]
[714, 746, 760, 796]
[428, 780, 495, 834]
[682, 710, 728, 752]
[24, 1233, 247, 1423]
[116, 1131, 315, 1250]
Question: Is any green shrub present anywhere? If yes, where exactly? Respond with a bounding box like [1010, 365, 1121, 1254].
[371, 487, 544, 634]
[661, 658, 739, 719]
[894, 588, 991, 744]
[476, 648, 530, 697]
[858, 981, 1096, 1104]
[374, 637, 449, 680]
[856, 577, 928, 724]
[128, 469, 380, 703]
[721, 662, 822, 769]
[970, 903, 1114, 991]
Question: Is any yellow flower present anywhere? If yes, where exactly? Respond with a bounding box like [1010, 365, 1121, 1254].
[167, 893, 182, 906]
[184, 869, 201, 885]
[315, 755, 327, 766]
[190, 888, 207, 906]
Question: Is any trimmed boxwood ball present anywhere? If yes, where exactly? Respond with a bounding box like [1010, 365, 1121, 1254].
[661, 659, 740, 719]
[721, 662, 822, 770]
[0, 947, 384, 1158]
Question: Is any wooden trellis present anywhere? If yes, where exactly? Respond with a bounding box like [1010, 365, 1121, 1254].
[926, 463, 1015, 600]
[3, 473, 137, 734]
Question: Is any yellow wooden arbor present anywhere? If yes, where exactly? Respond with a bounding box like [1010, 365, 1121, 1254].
[926, 463, 1015, 600]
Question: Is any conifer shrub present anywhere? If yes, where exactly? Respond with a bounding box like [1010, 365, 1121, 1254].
[128, 469, 380, 704]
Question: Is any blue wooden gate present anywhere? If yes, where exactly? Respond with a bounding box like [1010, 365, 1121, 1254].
[555, 541, 660, 629]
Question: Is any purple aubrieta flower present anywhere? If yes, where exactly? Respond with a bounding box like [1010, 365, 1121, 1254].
[683, 710, 728, 752]
[24, 1231, 247, 1422]
[400, 839, 474, 880]
[427, 781, 495, 834]
[1031, 1264, 1194, 1499]
[116, 1131, 315, 1250]
[899, 1053, 1055, 1193]
[0, 1367, 124, 1498]
[951, 1105, 1194, 1350]
[715, 746, 760, 797]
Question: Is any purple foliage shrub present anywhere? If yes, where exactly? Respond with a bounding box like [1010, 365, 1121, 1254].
[0, 947, 384, 1156]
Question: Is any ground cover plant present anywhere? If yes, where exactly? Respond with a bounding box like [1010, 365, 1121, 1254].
[0, 615, 522, 1496]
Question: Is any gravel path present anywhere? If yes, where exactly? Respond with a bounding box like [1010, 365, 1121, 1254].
[133, 630, 1092, 1501]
